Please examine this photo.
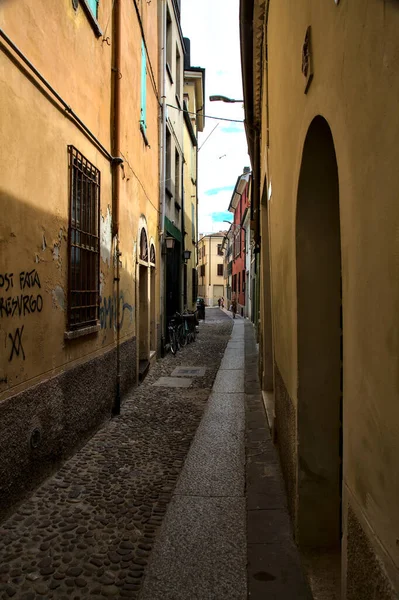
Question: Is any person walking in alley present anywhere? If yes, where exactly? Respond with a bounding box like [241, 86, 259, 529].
[231, 294, 237, 319]
[218, 297, 222, 308]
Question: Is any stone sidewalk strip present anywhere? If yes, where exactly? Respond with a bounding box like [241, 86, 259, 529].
[140, 320, 247, 600]
[244, 320, 312, 600]
[0, 309, 232, 600]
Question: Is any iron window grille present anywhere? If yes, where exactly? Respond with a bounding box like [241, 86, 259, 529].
[217, 264, 223, 276]
[67, 146, 100, 331]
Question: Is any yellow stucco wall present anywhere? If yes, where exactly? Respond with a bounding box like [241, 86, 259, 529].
[183, 79, 199, 311]
[0, 0, 159, 399]
[264, 0, 399, 586]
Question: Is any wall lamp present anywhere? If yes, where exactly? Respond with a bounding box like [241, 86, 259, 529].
[209, 95, 244, 103]
[165, 237, 175, 250]
[183, 250, 192, 263]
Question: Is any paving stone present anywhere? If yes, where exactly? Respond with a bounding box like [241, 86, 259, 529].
[171, 367, 206, 377]
[152, 376, 192, 388]
[34, 583, 48, 595]
[101, 585, 119, 596]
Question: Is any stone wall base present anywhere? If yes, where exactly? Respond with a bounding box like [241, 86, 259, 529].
[0, 337, 136, 522]
[344, 503, 397, 600]
[274, 363, 297, 521]
[273, 364, 398, 598]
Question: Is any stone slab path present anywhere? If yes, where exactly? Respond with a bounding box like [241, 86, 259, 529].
[0, 310, 312, 600]
[0, 310, 232, 600]
[139, 319, 312, 600]
[140, 321, 247, 600]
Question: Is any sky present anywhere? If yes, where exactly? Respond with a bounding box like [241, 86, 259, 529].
[181, 0, 250, 235]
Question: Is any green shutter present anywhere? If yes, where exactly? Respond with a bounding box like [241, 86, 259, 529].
[191, 204, 195, 239]
[140, 40, 147, 131]
[87, 0, 98, 18]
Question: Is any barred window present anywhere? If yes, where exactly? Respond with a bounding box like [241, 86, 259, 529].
[217, 264, 223, 276]
[68, 146, 100, 331]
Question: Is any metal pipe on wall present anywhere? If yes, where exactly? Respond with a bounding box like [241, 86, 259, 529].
[159, 0, 167, 354]
[112, 0, 122, 415]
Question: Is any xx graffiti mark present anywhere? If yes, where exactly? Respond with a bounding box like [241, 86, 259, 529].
[8, 326, 25, 362]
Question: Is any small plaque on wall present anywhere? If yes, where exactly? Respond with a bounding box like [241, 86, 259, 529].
[302, 26, 313, 94]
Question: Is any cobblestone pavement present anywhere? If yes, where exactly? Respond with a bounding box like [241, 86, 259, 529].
[0, 309, 233, 600]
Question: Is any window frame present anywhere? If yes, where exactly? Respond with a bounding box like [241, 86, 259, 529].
[140, 39, 149, 145]
[66, 146, 101, 337]
[217, 264, 223, 277]
[166, 9, 173, 81]
[79, 0, 102, 37]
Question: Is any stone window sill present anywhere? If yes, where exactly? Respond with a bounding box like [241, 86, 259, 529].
[64, 323, 100, 340]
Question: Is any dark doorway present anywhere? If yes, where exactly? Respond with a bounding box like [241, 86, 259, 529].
[296, 116, 342, 552]
[166, 240, 181, 321]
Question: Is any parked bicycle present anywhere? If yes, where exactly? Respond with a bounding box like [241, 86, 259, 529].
[167, 314, 180, 355]
[167, 311, 199, 354]
[181, 310, 198, 344]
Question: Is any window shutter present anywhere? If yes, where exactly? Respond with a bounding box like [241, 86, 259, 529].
[141, 40, 147, 131]
[87, 0, 98, 18]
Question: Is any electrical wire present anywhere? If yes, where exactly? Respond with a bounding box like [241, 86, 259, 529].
[198, 122, 219, 151]
[166, 103, 244, 123]
[120, 152, 160, 214]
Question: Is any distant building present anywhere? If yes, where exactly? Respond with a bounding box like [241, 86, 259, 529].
[183, 39, 205, 311]
[228, 169, 251, 317]
[159, 0, 185, 336]
[197, 233, 226, 306]
[159, 5, 205, 346]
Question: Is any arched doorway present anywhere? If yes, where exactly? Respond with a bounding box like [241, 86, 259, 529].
[149, 243, 156, 354]
[138, 226, 149, 380]
[296, 116, 342, 551]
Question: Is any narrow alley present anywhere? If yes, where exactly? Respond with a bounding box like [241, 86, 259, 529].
[0, 309, 310, 599]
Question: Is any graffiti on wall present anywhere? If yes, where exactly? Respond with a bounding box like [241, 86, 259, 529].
[0, 269, 42, 362]
[100, 293, 133, 330]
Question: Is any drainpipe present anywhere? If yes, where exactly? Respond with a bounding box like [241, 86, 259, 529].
[159, 0, 167, 354]
[181, 158, 185, 310]
[209, 235, 211, 305]
[112, 0, 123, 415]
[195, 145, 199, 300]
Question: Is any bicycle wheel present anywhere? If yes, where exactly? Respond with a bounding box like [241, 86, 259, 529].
[178, 323, 187, 347]
[168, 326, 177, 354]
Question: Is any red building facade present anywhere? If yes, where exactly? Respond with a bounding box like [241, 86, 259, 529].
[228, 168, 251, 316]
